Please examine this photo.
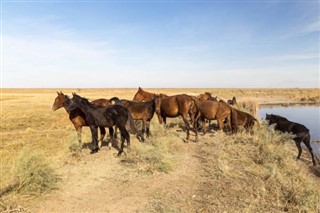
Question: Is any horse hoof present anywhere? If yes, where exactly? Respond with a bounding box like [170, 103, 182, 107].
[90, 148, 99, 154]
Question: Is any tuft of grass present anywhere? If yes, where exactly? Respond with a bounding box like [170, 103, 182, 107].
[121, 120, 183, 174]
[15, 148, 58, 194]
[68, 140, 83, 158]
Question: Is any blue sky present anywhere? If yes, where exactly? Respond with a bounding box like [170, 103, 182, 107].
[1, 1, 319, 88]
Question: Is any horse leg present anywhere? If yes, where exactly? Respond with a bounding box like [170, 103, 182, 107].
[182, 114, 190, 142]
[89, 126, 99, 154]
[201, 117, 206, 135]
[302, 139, 316, 166]
[99, 127, 106, 144]
[217, 119, 224, 131]
[107, 127, 114, 149]
[114, 126, 118, 139]
[141, 119, 146, 140]
[117, 126, 130, 156]
[294, 141, 303, 161]
[146, 120, 151, 138]
[75, 126, 82, 145]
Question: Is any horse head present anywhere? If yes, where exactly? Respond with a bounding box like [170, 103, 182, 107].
[52, 91, 66, 111]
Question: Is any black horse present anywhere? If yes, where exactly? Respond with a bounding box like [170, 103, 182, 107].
[68, 93, 136, 155]
[265, 113, 316, 166]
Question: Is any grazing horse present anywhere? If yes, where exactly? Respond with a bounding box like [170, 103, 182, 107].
[192, 98, 238, 140]
[233, 108, 259, 133]
[68, 93, 137, 155]
[110, 97, 156, 139]
[132, 87, 168, 102]
[154, 94, 196, 141]
[227, 97, 238, 106]
[265, 114, 316, 166]
[52, 91, 111, 146]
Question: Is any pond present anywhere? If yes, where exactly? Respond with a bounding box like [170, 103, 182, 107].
[259, 104, 320, 159]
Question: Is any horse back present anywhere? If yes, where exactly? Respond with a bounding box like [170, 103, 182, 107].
[122, 100, 155, 119]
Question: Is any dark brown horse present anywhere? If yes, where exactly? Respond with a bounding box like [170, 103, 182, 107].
[192, 98, 238, 140]
[132, 87, 168, 102]
[154, 94, 196, 141]
[265, 114, 317, 166]
[68, 93, 137, 155]
[233, 108, 259, 133]
[227, 97, 238, 106]
[110, 97, 156, 139]
[52, 92, 113, 147]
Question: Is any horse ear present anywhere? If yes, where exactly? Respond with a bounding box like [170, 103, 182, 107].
[57, 91, 59, 95]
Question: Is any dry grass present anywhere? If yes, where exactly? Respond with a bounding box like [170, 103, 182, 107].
[1, 88, 319, 212]
[191, 124, 320, 212]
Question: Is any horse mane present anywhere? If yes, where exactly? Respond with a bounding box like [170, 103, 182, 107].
[72, 93, 94, 108]
[270, 114, 288, 121]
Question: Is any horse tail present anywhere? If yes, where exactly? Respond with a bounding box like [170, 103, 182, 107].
[230, 107, 238, 133]
[127, 111, 138, 134]
[190, 97, 201, 123]
[127, 112, 145, 142]
[252, 117, 260, 128]
[110, 97, 121, 105]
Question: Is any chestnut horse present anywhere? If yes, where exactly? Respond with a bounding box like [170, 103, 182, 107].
[154, 94, 196, 142]
[91, 98, 112, 107]
[197, 92, 217, 101]
[52, 92, 113, 147]
[68, 93, 137, 155]
[110, 97, 156, 139]
[265, 114, 317, 166]
[192, 98, 238, 140]
[132, 87, 168, 102]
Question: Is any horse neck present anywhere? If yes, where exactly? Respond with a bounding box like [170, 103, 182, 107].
[62, 96, 73, 114]
[73, 99, 92, 115]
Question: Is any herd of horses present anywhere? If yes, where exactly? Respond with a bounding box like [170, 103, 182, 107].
[52, 87, 318, 166]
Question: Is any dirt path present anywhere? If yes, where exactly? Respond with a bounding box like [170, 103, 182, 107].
[27, 137, 205, 213]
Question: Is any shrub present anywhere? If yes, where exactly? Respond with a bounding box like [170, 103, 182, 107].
[15, 148, 57, 194]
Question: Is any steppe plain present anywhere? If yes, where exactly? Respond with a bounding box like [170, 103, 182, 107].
[1, 88, 319, 212]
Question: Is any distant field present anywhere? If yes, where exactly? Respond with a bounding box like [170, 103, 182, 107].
[1, 88, 319, 212]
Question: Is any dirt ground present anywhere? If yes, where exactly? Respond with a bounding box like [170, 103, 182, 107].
[24, 133, 210, 212]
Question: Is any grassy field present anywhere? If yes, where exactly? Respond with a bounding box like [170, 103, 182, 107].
[0, 88, 319, 212]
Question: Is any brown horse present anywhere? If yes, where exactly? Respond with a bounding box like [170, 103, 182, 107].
[227, 97, 238, 106]
[197, 92, 217, 101]
[154, 94, 196, 142]
[91, 98, 112, 107]
[192, 98, 238, 140]
[233, 108, 259, 133]
[132, 87, 168, 102]
[52, 92, 113, 148]
[110, 97, 156, 140]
